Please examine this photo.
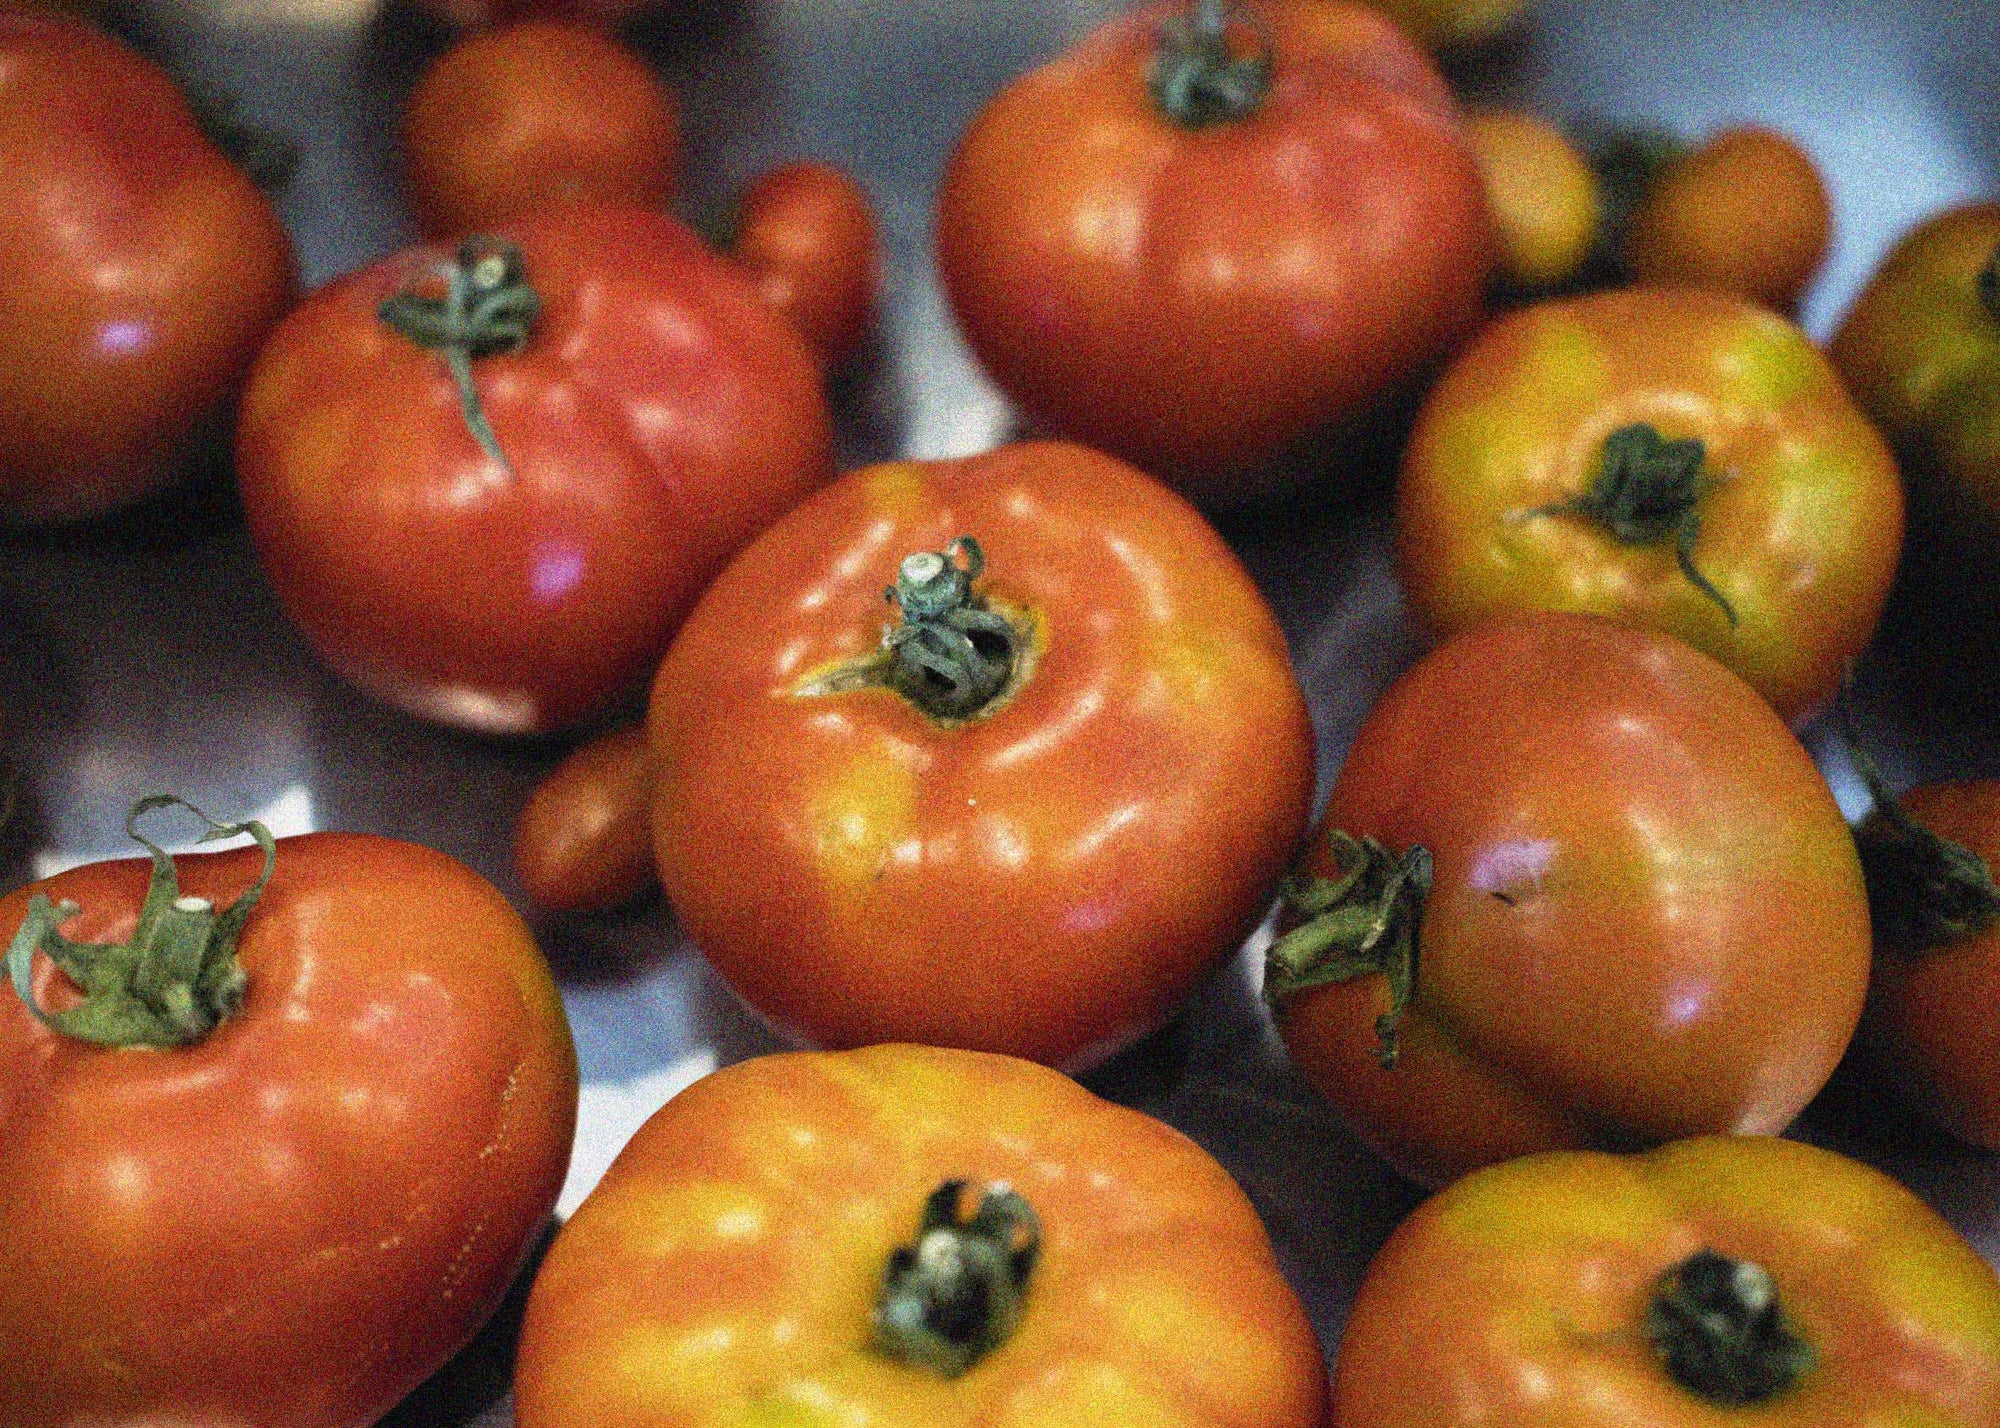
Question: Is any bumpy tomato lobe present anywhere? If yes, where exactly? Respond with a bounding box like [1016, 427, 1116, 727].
[733, 161, 880, 371]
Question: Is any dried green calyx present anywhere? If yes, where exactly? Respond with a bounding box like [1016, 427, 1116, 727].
[1150, 0, 1272, 130]
[1647, 1250, 1815, 1406]
[873, 1181, 1040, 1378]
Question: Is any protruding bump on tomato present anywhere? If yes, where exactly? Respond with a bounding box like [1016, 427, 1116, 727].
[1979, 240, 2000, 323]
[4, 795, 275, 1049]
[1265, 830, 1431, 1068]
[378, 238, 543, 476]
[874, 1180, 1040, 1378]
[1149, 0, 1273, 131]
[1647, 1250, 1815, 1406]
[1533, 423, 1739, 627]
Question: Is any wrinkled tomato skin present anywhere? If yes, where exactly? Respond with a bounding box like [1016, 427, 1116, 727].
[0, 833, 580, 1428]
[515, 1044, 1328, 1427]
[1398, 287, 1903, 724]
[1863, 782, 2000, 1149]
[0, 15, 295, 526]
[1276, 614, 1869, 1187]
[1334, 1136, 2000, 1427]
[238, 205, 834, 736]
[648, 442, 1315, 1068]
[936, 0, 1492, 504]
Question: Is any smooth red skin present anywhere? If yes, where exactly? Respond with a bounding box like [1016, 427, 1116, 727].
[648, 442, 1315, 1069]
[734, 161, 880, 371]
[402, 21, 680, 239]
[0, 15, 295, 525]
[1865, 782, 2000, 1149]
[0, 834, 580, 1428]
[237, 205, 834, 735]
[1275, 614, 1870, 1187]
[515, 723, 658, 911]
[936, 0, 1493, 504]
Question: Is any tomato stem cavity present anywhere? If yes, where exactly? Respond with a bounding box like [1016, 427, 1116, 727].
[378, 239, 542, 477]
[1149, 0, 1273, 130]
[1264, 830, 1431, 1068]
[1979, 240, 2000, 323]
[1532, 423, 1739, 627]
[1647, 1250, 1815, 1406]
[874, 1180, 1040, 1378]
[4, 795, 275, 1049]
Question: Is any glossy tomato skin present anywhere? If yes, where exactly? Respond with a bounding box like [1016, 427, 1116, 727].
[1334, 1136, 2000, 1426]
[1275, 614, 1869, 1187]
[515, 723, 657, 911]
[648, 442, 1314, 1068]
[0, 15, 295, 525]
[0, 833, 580, 1428]
[734, 161, 880, 371]
[1398, 287, 1903, 724]
[238, 205, 834, 735]
[515, 1044, 1328, 1427]
[936, 0, 1492, 504]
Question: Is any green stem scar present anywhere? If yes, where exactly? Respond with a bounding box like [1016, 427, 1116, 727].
[1531, 423, 1739, 627]
[1648, 1250, 1815, 1406]
[6, 796, 275, 1049]
[378, 239, 542, 476]
[1150, 0, 1273, 130]
[1264, 830, 1431, 1068]
[874, 1180, 1040, 1378]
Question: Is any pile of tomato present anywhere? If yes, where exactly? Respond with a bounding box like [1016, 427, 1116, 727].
[5, 0, 2000, 1422]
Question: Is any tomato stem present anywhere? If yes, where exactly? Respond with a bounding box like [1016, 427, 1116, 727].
[1265, 830, 1430, 1068]
[1530, 423, 1738, 627]
[4, 796, 275, 1049]
[1648, 1250, 1815, 1406]
[874, 1180, 1040, 1378]
[1149, 0, 1272, 130]
[378, 239, 542, 477]
[1979, 240, 2000, 323]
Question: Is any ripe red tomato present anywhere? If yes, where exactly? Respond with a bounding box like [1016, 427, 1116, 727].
[1334, 1136, 2000, 1426]
[732, 161, 880, 371]
[515, 1044, 1329, 1426]
[1397, 287, 1903, 724]
[237, 206, 834, 735]
[401, 20, 680, 239]
[936, 0, 1493, 503]
[1267, 613, 1869, 1186]
[0, 14, 295, 525]
[647, 441, 1315, 1068]
[0, 803, 579, 1428]
[515, 723, 658, 912]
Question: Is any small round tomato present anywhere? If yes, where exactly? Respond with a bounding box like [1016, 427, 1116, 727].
[1266, 613, 1870, 1187]
[0, 800, 579, 1428]
[1463, 109, 1600, 291]
[0, 14, 295, 525]
[515, 1044, 1328, 1427]
[237, 206, 833, 735]
[732, 161, 880, 371]
[1397, 286, 1903, 724]
[401, 20, 679, 239]
[648, 441, 1314, 1068]
[1334, 1135, 2000, 1426]
[936, 0, 1492, 503]
[514, 723, 657, 912]
[1622, 125, 1831, 312]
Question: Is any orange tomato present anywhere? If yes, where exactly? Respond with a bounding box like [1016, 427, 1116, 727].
[732, 161, 879, 371]
[514, 724, 658, 912]
[1462, 108, 1600, 290]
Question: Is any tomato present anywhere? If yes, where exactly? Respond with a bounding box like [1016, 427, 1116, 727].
[647, 441, 1314, 1068]
[732, 161, 879, 372]
[237, 206, 834, 735]
[1462, 109, 1600, 291]
[514, 1043, 1328, 1426]
[1397, 286, 1903, 724]
[935, 0, 1492, 504]
[0, 799, 579, 1427]
[1366, 0, 1532, 47]
[1333, 1135, 2000, 1426]
[1622, 126, 1831, 312]
[0, 14, 295, 525]
[401, 20, 679, 239]
[1266, 613, 1870, 1187]
[515, 723, 658, 912]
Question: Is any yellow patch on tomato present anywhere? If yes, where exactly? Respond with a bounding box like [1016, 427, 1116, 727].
[808, 749, 918, 901]
[1094, 1267, 1288, 1417]
[992, 1359, 1192, 1427]
[1714, 313, 1820, 409]
[863, 462, 931, 522]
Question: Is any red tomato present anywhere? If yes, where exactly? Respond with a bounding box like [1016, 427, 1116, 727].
[936, 0, 1492, 503]
[0, 14, 295, 525]
[732, 161, 880, 371]
[1335, 1136, 2000, 1426]
[401, 20, 680, 239]
[1267, 613, 1869, 1186]
[0, 803, 579, 1427]
[647, 442, 1315, 1068]
[237, 206, 834, 735]
[514, 723, 658, 912]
